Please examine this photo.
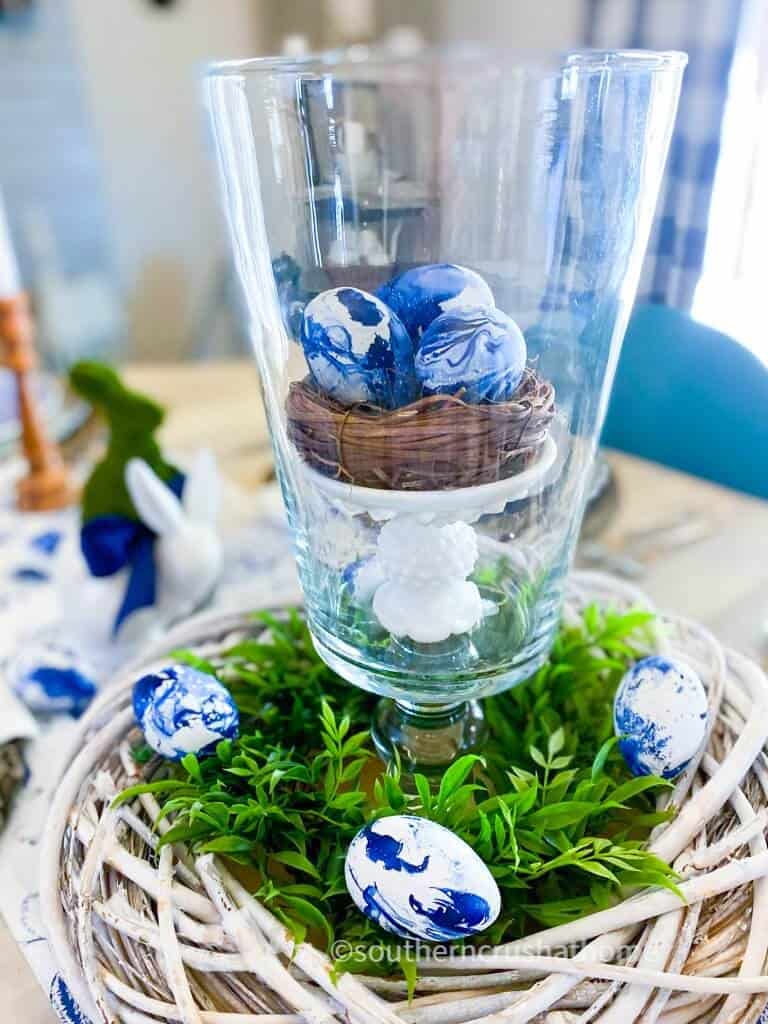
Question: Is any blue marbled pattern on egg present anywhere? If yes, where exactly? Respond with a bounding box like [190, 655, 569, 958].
[614, 655, 709, 779]
[49, 974, 94, 1024]
[301, 287, 417, 408]
[377, 263, 494, 340]
[132, 664, 239, 760]
[10, 642, 97, 718]
[415, 307, 527, 402]
[345, 814, 500, 942]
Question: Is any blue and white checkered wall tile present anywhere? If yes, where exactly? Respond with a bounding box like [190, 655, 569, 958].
[583, 0, 744, 310]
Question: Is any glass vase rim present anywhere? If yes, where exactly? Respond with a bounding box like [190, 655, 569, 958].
[205, 45, 688, 80]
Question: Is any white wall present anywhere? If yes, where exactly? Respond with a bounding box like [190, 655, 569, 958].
[438, 0, 584, 50]
[70, 0, 263, 359]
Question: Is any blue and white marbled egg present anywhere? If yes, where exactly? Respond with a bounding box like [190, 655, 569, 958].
[9, 641, 97, 718]
[300, 287, 416, 408]
[345, 814, 501, 942]
[415, 307, 527, 402]
[377, 263, 494, 340]
[614, 656, 709, 779]
[132, 664, 239, 760]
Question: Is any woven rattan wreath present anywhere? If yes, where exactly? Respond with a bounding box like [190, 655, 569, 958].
[41, 573, 768, 1024]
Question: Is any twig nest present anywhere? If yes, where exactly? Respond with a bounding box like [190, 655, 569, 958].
[9, 640, 97, 717]
[377, 263, 494, 340]
[291, 262, 555, 489]
[614, 655, 708, 778]
[286, 368, 555, 491]
[300, 287, 416, 408]
[132, 665, 239, 760]
[345, 814, 501, 941]
[416, 307, 527, 402]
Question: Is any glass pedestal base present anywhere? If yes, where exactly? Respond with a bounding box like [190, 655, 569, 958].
[371, 698, 486, 774]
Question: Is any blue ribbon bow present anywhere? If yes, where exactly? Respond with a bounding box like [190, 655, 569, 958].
[80, 473, 184, 634]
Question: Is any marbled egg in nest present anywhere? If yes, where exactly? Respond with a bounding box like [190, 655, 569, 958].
[300, 287, 416, 408]
[415, 307, 527, 402]
[377, 263, 494, 340]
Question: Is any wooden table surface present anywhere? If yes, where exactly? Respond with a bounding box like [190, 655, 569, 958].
[6, 360, 768, 1023]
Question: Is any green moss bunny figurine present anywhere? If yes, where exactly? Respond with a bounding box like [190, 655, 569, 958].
[69, 360, 179, 522]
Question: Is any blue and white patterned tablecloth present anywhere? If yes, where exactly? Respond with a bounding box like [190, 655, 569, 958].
[0, 482, 299, 1023]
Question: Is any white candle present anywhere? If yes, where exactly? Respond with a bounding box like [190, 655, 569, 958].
[0, 188, 21, 299]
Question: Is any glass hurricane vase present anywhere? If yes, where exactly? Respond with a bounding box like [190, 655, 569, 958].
[206, 47, 685, 772]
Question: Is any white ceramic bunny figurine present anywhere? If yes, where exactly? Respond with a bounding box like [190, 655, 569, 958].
[370, 516, 484, 643]
[125, 449, 223, 633]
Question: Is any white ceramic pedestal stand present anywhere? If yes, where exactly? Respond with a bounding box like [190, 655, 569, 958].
[300, 436, 558, 771]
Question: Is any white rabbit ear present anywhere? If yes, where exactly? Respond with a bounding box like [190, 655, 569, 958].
[182, 448, 219, 525]
[125, 458, 184, 536]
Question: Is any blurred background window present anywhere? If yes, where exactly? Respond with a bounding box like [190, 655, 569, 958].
[0, 0, 763, 369]
[0, 0, 122, 370]
[692, 0, 768, 364]
[584, 0, 743, 314]
[0, 0, 262, 367]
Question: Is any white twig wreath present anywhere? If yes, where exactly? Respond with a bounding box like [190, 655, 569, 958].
[41, 573, 768, 1024]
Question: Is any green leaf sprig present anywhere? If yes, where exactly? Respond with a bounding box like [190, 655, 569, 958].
[116, 604, 676, 977]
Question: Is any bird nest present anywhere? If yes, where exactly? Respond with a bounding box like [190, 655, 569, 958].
[285, 369, 555, 491]
[42, 575, 768, 1024]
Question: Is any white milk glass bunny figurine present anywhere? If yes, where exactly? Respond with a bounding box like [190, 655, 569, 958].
[125, 449, 223, 634]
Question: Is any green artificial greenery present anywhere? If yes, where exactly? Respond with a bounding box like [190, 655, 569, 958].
[70, 360, 179, 521]
[116, 606, 679, 982]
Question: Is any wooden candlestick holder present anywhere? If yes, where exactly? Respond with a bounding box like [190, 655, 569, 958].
[0, 293, 76, 511]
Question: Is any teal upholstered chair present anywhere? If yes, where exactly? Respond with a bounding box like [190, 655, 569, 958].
[602, 304, 768, 500]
